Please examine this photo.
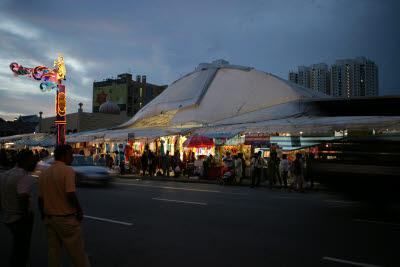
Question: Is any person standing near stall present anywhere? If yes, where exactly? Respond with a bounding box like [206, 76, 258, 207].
[173, 151, 181, 177]
[234, 155, 242, 184]
[148, 151, 155, 177]
[141, 151, 148, 176]
[223, 152, 234, 170]
[105, 152, 112, 169]
[251, 151, 264, 188]
[239, 153, 246, 179]
[280, 154, 291, 189]
[0, 150, 37, 267]
[119, 150, 125, 175]
[162, 150, 171, 177]
[267, 151, 281, 189]
[202, 154, 212, 178]
[290, 152, 305, 192]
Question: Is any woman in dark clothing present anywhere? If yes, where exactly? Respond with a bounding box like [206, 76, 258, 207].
[173, 151, 181, 177]
[148, 151, 155, 177]
[141, 151, 148, 176]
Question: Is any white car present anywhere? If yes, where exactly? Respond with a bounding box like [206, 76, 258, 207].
[35, 154, 117, 186]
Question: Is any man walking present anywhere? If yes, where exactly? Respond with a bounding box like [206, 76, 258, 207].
[267, 151, 281, 189]
[290, 152, 305, 192]
[162, 150, 172, 177]
[173, 151, 181, 177]
[141, 151, 148, 176]
[280, 154, 291, 189]
[0, 149, 37, 267]
[38, 145, 91, 267]
[251, 151, 264, 188]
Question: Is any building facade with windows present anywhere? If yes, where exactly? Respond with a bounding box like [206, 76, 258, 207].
[92, 73, 167, 117]
[289, 64, 330, 95]
[330, 57, 378, 98]
[289, 57, 378, 98]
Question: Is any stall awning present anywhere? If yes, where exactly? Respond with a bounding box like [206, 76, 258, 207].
[14, 135, 56, 147]
[66, 136, 96, 143]
[104, 127, 195, 142]
[200, 132, 240, 139]
[0, 133, 49, 142]
[65, 129, 107, 144]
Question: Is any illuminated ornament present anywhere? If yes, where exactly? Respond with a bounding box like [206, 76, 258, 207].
[54, 53, 66, 80]
[57, 92, 66, 116]
[9, 62, 58, 92]
[10, 54, 67, 147]
[40, 82, 58, 92]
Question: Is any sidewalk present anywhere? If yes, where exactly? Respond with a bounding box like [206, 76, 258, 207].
[117, 173, 327, 190]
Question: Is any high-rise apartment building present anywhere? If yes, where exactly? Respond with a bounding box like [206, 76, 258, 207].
[288, 72, 298, 84]
[289, 57, 378, 98]
[298, 66, 310, 89]
[93, 74, 167, 117]
[289, 63, 330, 95]
[310, 63, 330, 95]
[330, 57, 378, 98]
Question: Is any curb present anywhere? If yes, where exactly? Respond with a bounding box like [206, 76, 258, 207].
[118, 174, 219, 185]
[117, 174, 328, 191]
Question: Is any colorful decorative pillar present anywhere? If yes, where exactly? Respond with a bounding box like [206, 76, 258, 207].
[10, 53, 67, 146]
[56, 83, 66, 145]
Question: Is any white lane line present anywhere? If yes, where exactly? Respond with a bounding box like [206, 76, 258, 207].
[322, 257, 383, 267]
[113, 182, 220, 193]
[324, 200, 359, 204]
[270, 196, 295, 199]
[356, 219, 400, 226]
[84, 215, 133, 226]
[152, 198, 207, 206]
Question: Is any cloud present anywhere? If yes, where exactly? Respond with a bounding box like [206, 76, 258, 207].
[0, 0, 399, 125]
[0, 14, 40, 40]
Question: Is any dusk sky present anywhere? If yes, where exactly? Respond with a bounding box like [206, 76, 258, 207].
[0, 0, 399, 121]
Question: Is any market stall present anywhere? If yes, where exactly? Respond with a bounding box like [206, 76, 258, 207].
[182, 135, 215, 177]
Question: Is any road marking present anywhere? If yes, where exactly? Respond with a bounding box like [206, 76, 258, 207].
[270, 196, 295, 199]
[322, 257, 383, 267]
[84, 215, 133, 226]
[324, 200, 359, 204]
[152, 198, 207, 205]
[113, 182, 220, 193]
[356, 219, 400, 226]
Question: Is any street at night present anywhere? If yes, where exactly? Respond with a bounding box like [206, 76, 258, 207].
[1, 177, 398, 267]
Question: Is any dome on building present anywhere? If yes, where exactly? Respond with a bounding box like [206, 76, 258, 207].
[99, 97, 120, 115]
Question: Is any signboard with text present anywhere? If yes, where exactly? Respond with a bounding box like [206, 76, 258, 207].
[244, 133, 270, 146]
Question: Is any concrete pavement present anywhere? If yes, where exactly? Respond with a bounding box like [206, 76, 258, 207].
[1, 178, 399, 266]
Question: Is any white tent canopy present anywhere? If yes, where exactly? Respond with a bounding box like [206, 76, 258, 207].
[120, 61, 329, 128]
[193, 116, 400, 136]
[65, 127, 195, 143]
[64, 61, 398, 141]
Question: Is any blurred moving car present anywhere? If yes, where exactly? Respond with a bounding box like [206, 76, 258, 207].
[310, 135, 400, 202]
[35, 154, 117, 186]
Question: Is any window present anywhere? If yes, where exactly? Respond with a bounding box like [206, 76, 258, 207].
[140, 88, 142, 98]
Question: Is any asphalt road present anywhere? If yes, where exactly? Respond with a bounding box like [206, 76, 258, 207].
[1, 177, 399, 267]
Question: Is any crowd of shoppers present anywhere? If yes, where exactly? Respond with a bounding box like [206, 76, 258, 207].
[248, 151, 313, 192]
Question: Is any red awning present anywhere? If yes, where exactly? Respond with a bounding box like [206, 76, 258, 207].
[182, 135, 215, 148]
